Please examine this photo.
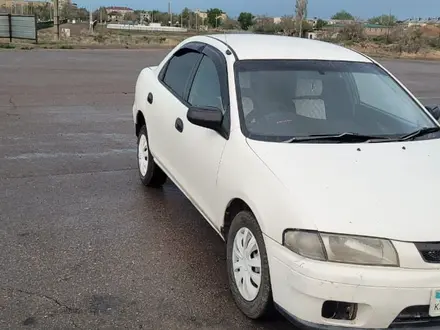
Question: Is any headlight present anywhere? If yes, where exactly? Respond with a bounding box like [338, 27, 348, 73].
[284, 230, 399, 266]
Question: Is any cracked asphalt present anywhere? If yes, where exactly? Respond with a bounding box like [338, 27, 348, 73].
[1, 49, 440, 330]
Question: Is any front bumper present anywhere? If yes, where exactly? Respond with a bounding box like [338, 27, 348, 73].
[264, 235, 440, 329]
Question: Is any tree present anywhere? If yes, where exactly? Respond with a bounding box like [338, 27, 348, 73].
[149, 10, 170, 25]
[93, 7, 108, 22]
[179, 7, 193, 28]
[368, 14, 397, 26]
[150, 10, 160, 22]
[280, 16, 295, 35]
[340, 22, 365, 41]
[60, 3, 74, 20]
[123, 12, 137, 22]
[331, 10, 354, 20]
[206, 8, 224, 27]
[301, 20, 313, 33]
[59, 3, 89, 21]
[33, 2, 52, 21]
[222, 18, 240, 30]
[252, 16, 281, 34]
[76, 7, 89, 21]
[295, 0, 308, 37]
[238, 12, 254, 30]
[315, 18, 327, 29]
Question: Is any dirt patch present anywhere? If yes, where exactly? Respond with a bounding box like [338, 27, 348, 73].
[0, 23, 192, 50]
[2, 24, 440, 60]
[37, 24, 185, 49]
[347, 41, 440, 60]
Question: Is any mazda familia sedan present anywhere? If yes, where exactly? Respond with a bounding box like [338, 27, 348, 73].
[131, 33, 440, 329]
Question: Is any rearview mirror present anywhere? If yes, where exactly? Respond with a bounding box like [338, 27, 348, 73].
[187, 106, 223, 131]
[425, 105, 440, 120]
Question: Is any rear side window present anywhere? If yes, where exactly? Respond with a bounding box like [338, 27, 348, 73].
[162, 51, 201, 99]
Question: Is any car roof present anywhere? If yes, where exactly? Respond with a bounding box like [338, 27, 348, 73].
[204, 33, 371, 63]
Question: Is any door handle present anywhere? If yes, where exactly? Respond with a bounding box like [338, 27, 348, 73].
[175, 118, 184, 132]
[147, 92, 153, 104]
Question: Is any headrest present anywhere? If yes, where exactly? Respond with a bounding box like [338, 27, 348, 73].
[296, 78, 323, 97]
[239, 72, 251, 89]
[242, 96, 254, 116]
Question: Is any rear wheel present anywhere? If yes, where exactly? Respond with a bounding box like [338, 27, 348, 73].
[137, 125, 167, 187]
[226, 210, 274, 319]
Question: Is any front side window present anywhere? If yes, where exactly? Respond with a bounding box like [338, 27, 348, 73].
[188, 55, 224, 111]
[162, 50, 201, 99]
[235, 60, 437, 142]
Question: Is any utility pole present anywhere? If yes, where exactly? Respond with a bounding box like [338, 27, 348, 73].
[89, 6, 93, 33]
[386, 8, 392, 43]
[215, 15, 221, 28]
[53, 0, 59, 40]
[168, 1, 172, 26]
[195, 9, 198, 30]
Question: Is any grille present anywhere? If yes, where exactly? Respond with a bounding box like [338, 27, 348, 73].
[414, 242, 440, 263]
[390, 305, 440, 328]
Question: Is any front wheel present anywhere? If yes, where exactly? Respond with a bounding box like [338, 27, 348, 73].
[137, 125, 167, 187]
[226, 210, 274, 319]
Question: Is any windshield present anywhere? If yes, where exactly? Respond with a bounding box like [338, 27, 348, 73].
[234, 60, 438, 142]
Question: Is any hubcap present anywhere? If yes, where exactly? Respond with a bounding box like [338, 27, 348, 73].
[232, 227, 262, 301]
[138, 134, 148, 176]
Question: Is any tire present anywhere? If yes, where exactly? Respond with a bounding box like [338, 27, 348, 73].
[137, 125, 167, 188]
[226, 210, 274, 319]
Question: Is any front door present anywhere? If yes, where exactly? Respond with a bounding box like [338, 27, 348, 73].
[171, 47, 230, 227]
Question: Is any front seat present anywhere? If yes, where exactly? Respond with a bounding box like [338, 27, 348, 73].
[293, 78, 326, 120]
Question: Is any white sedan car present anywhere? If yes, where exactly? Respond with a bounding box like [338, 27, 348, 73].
[132, 34, 440, 329]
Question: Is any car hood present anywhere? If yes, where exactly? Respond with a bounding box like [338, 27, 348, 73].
[247, 138, 440, 242]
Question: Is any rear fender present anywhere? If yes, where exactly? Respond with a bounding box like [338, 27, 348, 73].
[133, 66, 159, 125]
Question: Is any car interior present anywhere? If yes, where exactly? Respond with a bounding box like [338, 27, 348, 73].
[239, 69, 422, 139]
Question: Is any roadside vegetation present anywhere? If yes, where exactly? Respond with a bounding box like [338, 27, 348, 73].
[1, 4, 440, 60]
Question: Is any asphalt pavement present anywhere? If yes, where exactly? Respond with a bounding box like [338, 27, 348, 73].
[1, 49, 440, 330]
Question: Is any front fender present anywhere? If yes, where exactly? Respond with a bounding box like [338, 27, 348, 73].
[216, 133, 299, 243]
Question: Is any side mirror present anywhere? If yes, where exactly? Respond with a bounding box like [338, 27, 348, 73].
[187, 106, 223, 131]
[425, 105, 440, 120]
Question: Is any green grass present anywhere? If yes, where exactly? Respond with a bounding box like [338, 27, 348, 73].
[0, 43, 15, 49]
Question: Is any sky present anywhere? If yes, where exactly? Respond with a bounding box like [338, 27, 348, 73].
[77, 0, 440, 20]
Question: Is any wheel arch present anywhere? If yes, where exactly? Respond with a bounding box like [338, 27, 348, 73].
[222, 197, 264, 242]
[135, 110, 146, 137]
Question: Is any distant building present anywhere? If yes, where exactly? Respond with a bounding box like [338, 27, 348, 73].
[306, 31, 318, 39]
[105, 6, 133, 16]
[195, 9, 227, 23]
[105, 6, 133, 21]
[59, 0, 71, 8]
[408, 21, 428, 27]
[327, 19, 356, 25]
[307, 18, 318, 26]
[139, 12, 150, 24]
[254, 16, 279, 25]
[322, 23, 390, 37]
